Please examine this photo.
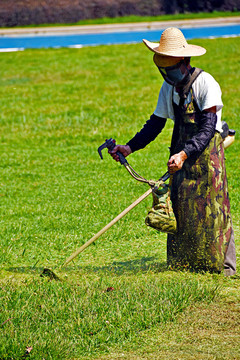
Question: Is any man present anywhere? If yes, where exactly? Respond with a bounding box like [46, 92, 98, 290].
[109, 27, 236, 276]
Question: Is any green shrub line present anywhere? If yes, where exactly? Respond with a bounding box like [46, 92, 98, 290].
[45, 10, 240, 26]
[2, 10, 240, 28]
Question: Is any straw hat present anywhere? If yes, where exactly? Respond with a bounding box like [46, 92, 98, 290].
[143, 27, 206, 67]
[153, 54, 184, 68]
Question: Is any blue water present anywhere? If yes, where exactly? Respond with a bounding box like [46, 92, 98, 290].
[1, 24, 240, 50]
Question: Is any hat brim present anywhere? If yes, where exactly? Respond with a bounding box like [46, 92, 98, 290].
[143, 39, 206, 57]
[153, 54, 184, 67]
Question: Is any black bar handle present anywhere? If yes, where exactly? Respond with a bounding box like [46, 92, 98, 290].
[116, 151, 128, 165]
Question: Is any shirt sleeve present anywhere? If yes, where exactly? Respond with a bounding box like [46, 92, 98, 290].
[154, 81, 175, 120]
[193, 72, 223, 111]
[126, 114, 166, 153]
[182, 111, 217, 158]
[192, 72, 223, 132]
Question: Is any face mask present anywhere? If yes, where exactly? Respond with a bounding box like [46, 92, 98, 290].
[158, 60, 190, 86]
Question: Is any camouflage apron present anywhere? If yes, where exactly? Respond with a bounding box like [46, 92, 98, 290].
[167, 80, 233, 273]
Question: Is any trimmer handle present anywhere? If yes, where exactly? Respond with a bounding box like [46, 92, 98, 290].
[98, 138, 128, 165]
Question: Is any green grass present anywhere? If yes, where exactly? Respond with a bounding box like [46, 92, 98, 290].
[0, 274, 217, 359]
[5, 10, 240, 28]
[0, 37, 239, 359]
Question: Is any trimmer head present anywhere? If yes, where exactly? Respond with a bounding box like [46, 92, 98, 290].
[40, 268, 61, 281]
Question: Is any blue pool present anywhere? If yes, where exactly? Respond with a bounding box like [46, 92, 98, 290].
[0, 24, 240, 51]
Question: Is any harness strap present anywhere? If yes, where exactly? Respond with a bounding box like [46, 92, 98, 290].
[178, 67, 203, 100]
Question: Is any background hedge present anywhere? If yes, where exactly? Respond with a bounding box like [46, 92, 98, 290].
[0, 0, 240, 27]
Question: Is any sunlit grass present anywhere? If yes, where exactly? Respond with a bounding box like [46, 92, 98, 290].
[0, 37, 239, 359]
[0, 274, 217, 359]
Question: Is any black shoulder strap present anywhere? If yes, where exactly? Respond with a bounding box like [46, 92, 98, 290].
[179, 67, 203, 99]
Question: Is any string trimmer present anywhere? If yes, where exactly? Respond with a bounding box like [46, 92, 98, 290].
[62, 138, 169, 267]
[42, 126, 235, 277]
[62, 124, 236, 268]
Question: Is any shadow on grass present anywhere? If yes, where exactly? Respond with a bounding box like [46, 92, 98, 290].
[4, 266, 44, 275]
[77, 257, 168, 275]
[5, 257, 168, 277]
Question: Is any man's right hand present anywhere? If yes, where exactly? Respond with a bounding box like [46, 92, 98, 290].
[108, 144, 132, 162]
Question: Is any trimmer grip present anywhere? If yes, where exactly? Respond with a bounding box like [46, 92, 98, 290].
[98, 138, 128, 165]
[106, 139, 128, 165]
[116, 151, 128, 165]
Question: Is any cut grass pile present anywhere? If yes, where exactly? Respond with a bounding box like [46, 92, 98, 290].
[0, 36, 239, 359]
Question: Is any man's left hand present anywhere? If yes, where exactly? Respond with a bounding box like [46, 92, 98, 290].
[167, 151, 188, 174]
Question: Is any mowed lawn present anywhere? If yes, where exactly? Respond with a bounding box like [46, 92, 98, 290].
[0, 37, 239, 359]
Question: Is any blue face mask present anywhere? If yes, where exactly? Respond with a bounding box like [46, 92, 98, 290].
[158, 60, 190, 86]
